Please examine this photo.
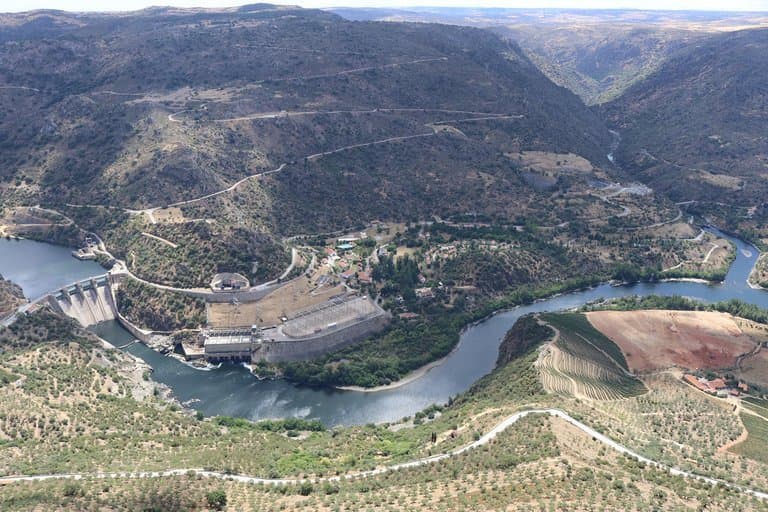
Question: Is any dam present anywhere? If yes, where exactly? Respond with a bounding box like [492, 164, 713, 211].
[47, 275, 117, 327]
[42, 273, 153, 347]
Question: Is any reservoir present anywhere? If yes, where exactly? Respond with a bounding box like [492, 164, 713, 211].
[1, 230, 766, 426]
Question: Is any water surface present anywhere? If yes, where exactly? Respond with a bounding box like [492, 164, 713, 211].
[3, 231, 766, 426]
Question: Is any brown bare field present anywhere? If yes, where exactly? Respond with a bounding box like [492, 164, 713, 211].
[151, 207, 186, 223]
[512, 151, 594, 173]
[587, 310, 762, 372]
[207, 275, 345, 327]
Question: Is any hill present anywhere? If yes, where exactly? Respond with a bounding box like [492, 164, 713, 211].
[0, 5, 611, 211]
[3, 307, 768, 510]
[491, 24, 706, 105]
[331, 8, 768, 105]
[602, 28, 768, 215]
[0, 4, 635, 288]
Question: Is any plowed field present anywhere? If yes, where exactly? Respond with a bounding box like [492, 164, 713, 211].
[587, 310, 759, 372]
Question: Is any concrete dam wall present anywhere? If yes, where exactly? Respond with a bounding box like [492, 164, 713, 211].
[47, 276, 117, 327]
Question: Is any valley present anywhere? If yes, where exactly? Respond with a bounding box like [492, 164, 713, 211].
[1, 3, 768, 510]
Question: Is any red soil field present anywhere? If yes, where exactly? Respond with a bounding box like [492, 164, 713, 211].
[587, 310, 758, 373]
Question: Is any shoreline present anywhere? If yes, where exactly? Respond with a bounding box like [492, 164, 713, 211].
[747, 252, 766, 290]
[335, 281, 605, 393]
[336, 348, 456, 393]
[93, 332, 180, 406]
[659, 277, 713, 284]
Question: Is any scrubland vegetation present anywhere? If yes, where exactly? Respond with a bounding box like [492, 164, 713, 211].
[3, 305, 768, 509]
[115, 278, 205, 331]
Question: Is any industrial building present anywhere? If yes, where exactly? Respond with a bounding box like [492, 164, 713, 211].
[210, 272, 250, 292]
[203, 325, 260, 362]
[198, 295, 390, 363]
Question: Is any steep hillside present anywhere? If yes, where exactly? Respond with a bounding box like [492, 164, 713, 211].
[0, 275, 25, 320]
[492, 24, 705, 105]
[603, 28, 768, 209]
[0, 5, 612, 211]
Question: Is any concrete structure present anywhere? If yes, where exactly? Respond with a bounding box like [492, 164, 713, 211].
[203, 326, 260, 362]
[71, 248, 96, 260]
[210, 273, 250, 292]
[47, 276, 116, 327]
[253, 296, 390, 362]
[197, 296, 390, 363]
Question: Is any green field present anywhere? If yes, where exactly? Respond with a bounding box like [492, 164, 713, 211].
[541, 312, 631, 370]
[539, 312, 646, 400]
[732, 412, 768, 464]
[743, 397, 768, 419]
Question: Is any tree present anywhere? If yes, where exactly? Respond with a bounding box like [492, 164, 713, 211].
[206, 489, 227, 510]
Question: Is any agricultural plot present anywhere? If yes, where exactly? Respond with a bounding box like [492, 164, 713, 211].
[536, 344, 646, 400]
[732, 412, 768, 465]
[541, 312, 631, 370]
[537, 313, 646, 400]
[590, 374, 744, 474]
[587, 310, 761, 373]
[743, 397, 768, 421]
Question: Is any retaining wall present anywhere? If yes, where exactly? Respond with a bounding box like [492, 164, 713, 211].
[253, 313, 390, 362]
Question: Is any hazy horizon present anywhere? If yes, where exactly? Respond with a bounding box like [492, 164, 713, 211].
[5, 1, 768, 14]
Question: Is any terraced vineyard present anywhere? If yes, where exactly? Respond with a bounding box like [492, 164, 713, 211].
[536, 313, 647, 400]
[735, 397, 768, 465]
[535, 345, 645, 400]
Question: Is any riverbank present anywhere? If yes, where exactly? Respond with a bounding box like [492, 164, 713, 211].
[3, 226, 767, 426]
[337, 346, 457, 393]
[93, 331, 179, 404]
[748, 253, 767, 290]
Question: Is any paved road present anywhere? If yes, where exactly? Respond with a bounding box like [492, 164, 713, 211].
[0, 85, 40, 92]
[210, 108, 518, 123]
[1, 408, 766, 499]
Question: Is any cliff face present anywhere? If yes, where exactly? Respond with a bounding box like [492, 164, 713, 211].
[0, 274, 26, 319]
[496, 314, 553, 367]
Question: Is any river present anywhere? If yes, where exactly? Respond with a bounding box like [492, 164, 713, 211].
[1, 230, 766, 426]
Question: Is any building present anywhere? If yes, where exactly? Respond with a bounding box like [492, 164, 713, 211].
[198, 297, 390, 364]
[415, 287, 435, 299]
[683, 374, 732, 396]
[203, 326, 260, 362]
[210, 273, 250, 292]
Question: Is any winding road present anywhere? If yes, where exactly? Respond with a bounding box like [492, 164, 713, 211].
[152, 108, 522, 211]
[0, 407, 766, 500]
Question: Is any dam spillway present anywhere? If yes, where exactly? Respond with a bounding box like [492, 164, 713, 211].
[47, 275, 117, 327]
